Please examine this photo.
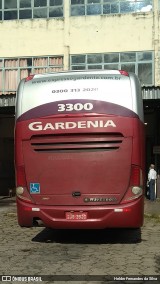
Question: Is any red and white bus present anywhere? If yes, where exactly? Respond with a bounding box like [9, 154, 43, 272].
[15, 70, 145, 229]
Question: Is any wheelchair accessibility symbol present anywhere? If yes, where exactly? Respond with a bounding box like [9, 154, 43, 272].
[30, 183, 40, 194]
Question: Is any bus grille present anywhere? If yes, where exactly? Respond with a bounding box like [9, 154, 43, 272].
[30, 133, 124, 153]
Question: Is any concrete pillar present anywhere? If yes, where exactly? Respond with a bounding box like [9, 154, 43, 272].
[153, 0, 160, 85]
[63, 0, 70, 71]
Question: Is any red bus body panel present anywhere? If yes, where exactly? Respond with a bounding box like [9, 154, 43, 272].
[15, 116, 145, 229]
[15, 71, 145, 229]
[17, 196, 144, 229]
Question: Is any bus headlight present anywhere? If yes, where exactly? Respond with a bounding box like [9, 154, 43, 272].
[132, 186, 142, 195]
[16, 186, 24, 195]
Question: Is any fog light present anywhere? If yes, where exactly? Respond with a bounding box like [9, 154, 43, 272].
[16, 186, 24, 195]
[132, 186, 142, 195]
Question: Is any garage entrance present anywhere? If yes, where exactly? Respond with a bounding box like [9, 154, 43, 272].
[144, 99, 160, 198]
[0, 100, 160, 197]
[0, 107, 15, 196]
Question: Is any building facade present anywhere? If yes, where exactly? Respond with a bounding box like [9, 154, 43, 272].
[0, 0, 160, 194]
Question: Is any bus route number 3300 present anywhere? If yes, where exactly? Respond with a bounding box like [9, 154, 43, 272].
[58, 103, 93, 112]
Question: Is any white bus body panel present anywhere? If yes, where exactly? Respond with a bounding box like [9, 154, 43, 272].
[16, 70, 144, 122]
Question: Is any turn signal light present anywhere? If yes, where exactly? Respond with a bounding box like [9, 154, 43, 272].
[16, 187, 24, 195]
[16, 186, 34, 204]
[121, 165, 143, 204]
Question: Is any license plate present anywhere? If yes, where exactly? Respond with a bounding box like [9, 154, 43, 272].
[65, 212, 88, 220]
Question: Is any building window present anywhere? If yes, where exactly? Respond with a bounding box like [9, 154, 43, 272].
[70, 51, 153, 85]
[0, 0, 63, 20]
[0, 56, 63, 95]
[70, 0, 152, 16]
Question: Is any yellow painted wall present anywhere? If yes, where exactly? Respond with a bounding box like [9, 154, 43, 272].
[0, 13, 153, 57]
[0, 4, 158, 83]
[69, 14, 153, 53]
[0, 19, 64, 57]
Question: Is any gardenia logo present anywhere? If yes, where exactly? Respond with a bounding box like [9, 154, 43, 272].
[28, 120, 116, 131]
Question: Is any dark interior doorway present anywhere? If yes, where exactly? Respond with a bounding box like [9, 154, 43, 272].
[0, 102, 160, 197]
[0, 107, 15, 196]
[144, 99, 160, 175]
